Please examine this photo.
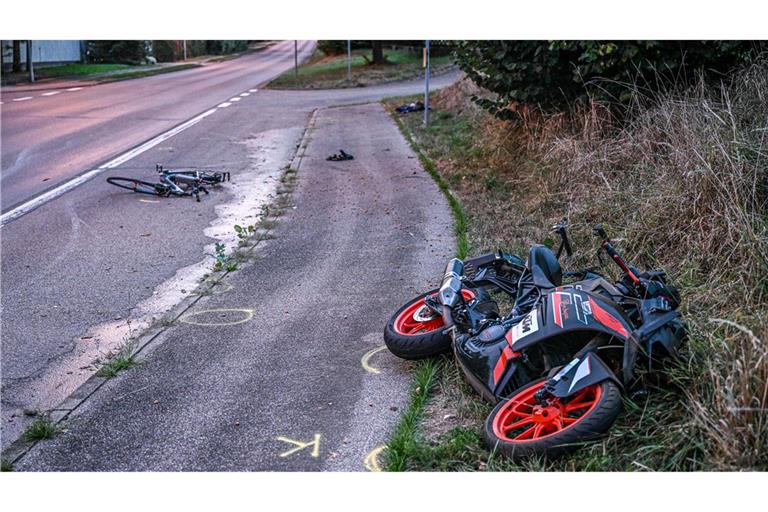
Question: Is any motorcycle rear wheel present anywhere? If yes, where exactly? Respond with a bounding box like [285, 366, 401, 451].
[384, 288, 476, 360]
[484, 377, 622, 461]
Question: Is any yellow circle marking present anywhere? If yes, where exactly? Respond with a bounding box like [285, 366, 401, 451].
[361, 346, 387, 374]
[178, 308, 255, 327]
[364, 445, 387, 472]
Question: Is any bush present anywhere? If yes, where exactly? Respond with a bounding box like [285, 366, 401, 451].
[87, 40, 150, 65]
[452, 41, 764, 117]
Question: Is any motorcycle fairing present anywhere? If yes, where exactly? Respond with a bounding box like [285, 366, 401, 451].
[455, 285, 638, 401]
[548, 352, 622, 398]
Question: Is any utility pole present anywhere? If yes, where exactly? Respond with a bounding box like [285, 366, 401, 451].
[347, 40, 352, 82]
[26, 40, 35, 83]
[294, 40, 298, 80]
[424, 40, 430, 127]
[183, 40, 187, 61]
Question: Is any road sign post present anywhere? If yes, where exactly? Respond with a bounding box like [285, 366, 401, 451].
[347, 40, 352, 82]
[294, 40, 299, 80]
[424, 40, 430, 127]
[26, 40, 35, 83]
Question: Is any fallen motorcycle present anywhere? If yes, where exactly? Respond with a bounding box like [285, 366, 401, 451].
[384, 222, 686, 460]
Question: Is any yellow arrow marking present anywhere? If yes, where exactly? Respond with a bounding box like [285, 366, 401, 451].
[361, 346, 387, 374]
[364, 445, 387, 472]
[277, 434, 321, 458]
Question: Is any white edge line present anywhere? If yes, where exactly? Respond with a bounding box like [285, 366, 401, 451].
[0, 108, 217, 227]
[13, 97, 33, 102]
[41, 91, 61, 96]
[66, 87, 83, 92]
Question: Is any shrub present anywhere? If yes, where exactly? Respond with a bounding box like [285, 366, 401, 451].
[452, 41, 764, 117]
[87, 40, 150, 65]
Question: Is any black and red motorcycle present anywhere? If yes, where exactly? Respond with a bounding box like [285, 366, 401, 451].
[384, 222, 686, 460]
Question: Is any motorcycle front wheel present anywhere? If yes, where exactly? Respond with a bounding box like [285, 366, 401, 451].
[383, 288, 477, 360]
[484, 377, 622, 461]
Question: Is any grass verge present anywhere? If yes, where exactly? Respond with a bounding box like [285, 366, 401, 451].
[382, 60, 768, 471]
[268, 48, 453, 90]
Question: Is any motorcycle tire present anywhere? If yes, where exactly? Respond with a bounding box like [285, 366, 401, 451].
[483, 377, 622, 461]
[384, 288, 478, 360]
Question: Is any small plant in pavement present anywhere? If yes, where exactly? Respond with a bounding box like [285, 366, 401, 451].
[1, 459, 13, 472]
[97, 343, 137, 378]
[234, 224, 255, 246]
[213, 242, 228, 271]
[23, 417, 57, 441]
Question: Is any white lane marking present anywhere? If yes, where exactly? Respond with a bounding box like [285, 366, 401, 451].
[248, 89, 258, 93]
[66, 87, 83, 92]
[13, 97, 33, 102]
[218, 102, 231, 108]
[41, 91, 61, 96]
[239, 92, 249, 97]
[0, 108, 218, 227]
[229, 97, 241, 102]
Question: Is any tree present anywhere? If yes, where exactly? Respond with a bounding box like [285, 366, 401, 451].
[371, 41, 387, 65]
[12, 40, 20, 73]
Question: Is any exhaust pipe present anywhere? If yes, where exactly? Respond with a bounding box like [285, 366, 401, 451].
[438, 258, 464, 328]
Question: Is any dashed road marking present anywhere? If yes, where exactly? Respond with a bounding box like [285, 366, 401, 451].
[364, 445, 387, 472]
[361, 346, 387, 374]
[0, 107, 217, 226]
[277, 434, 321, 458]
[248, 88, 258, 92]
[229, 97, 241, 102]
[218, 102, 231, 108]
[66, 87, 83, 92]
[239, 92, 250, 97]
[138, 199, 160, 203]
[13, 97, 33, 102]
[41, 91, 61, 96]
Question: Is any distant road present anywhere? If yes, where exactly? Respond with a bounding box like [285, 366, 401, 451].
[0, 40, 315, 213]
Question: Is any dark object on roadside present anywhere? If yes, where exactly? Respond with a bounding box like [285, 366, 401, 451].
[327, 150, 354, 161]
[383, 220, 686, 461]
[106, 163, 230, 202]
[395, 101, 427, 114]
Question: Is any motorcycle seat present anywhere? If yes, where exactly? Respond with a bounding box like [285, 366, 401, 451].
[511, 245, 562, 316]
[527, 245, 562, 289]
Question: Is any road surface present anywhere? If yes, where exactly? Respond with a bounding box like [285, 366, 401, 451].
[1, 44, 460, 469]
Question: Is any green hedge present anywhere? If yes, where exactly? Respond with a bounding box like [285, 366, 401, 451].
[452, 41, 764, 117]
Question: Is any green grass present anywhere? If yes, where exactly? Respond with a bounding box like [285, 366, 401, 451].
[35, 63, 131, 78]
[97, 349, 137, 378]
[384, 359, 441, 471]
[1, 459, 14, 472]
[268, 48, 454, 90]
[23, 417, 57, 441]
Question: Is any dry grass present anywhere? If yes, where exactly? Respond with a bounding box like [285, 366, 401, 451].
[389, 60, 768, 470]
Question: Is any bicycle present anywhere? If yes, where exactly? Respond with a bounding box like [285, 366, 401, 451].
[107, 164, 231, 202]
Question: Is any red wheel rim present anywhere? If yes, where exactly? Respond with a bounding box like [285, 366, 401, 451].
[492, 381, 602, 443]
[392, 289, 476, 336]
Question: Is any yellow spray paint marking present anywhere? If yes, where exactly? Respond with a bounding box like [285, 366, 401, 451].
[361, 346, 387, 374]
[178, 308, 255, 327]
[277, 434, 321, 458]
[139, 199, 160, 203]
[364, 445, 387, 472]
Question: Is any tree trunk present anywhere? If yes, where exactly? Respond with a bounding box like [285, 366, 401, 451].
[371, 41, 386, 65]
[12, 40, 21, 73]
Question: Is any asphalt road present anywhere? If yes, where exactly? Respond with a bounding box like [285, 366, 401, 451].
[15, 103, 454, 470]
[1, 44, 460, 468]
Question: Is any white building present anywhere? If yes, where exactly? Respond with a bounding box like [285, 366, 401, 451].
[1, 40, 84, 68]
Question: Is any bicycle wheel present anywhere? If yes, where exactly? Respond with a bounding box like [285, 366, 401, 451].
[107, 177, 166, 196]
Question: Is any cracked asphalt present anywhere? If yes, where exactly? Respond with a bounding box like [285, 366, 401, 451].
[2, 48, 458, 469]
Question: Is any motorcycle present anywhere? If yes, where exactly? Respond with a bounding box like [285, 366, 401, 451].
[384, 222, 686, 460]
